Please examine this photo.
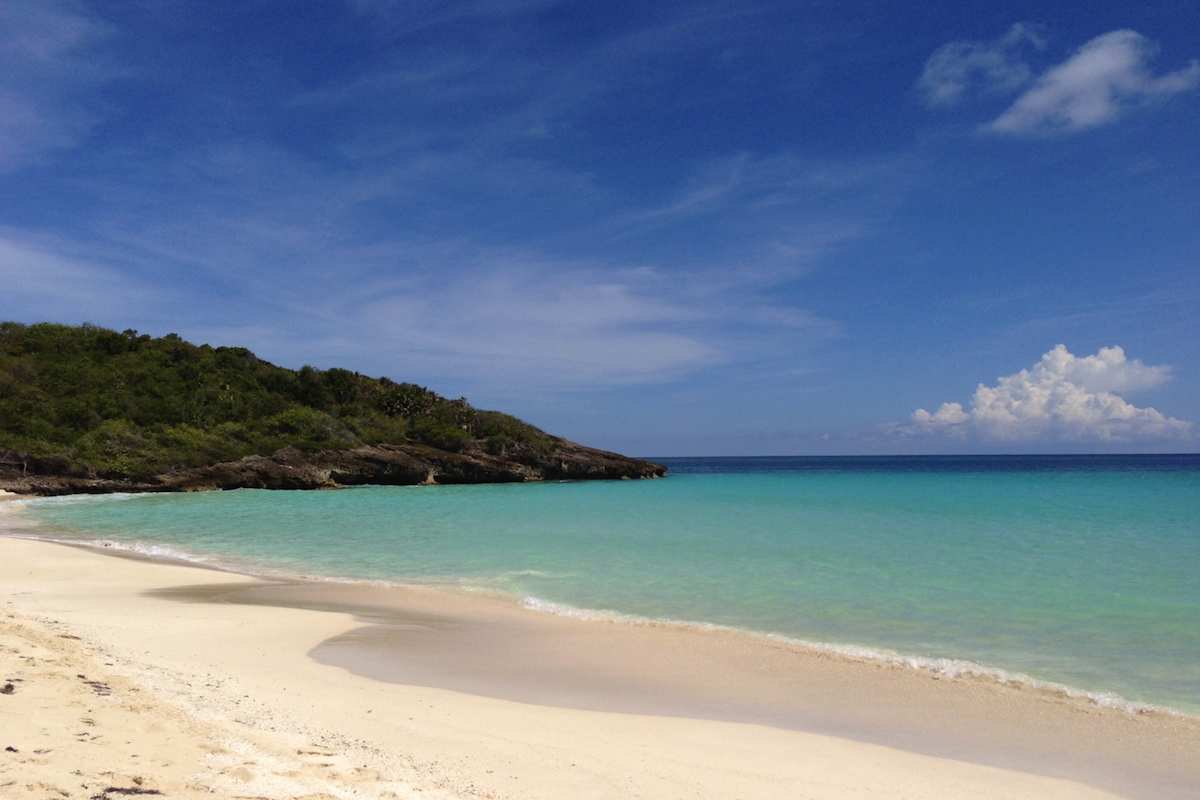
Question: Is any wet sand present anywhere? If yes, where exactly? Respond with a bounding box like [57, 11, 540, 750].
[2, 532, 1197, 799]
[163, 579, 1200, 799]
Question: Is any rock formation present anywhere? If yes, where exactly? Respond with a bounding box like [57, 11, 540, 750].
[0, 442, 666, 496]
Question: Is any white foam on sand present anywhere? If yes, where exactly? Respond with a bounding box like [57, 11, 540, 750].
[520, 593, 1183, 718]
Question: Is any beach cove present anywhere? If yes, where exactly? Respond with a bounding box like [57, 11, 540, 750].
[3, 455, 1200, 798]
[2, 534, 1198, 800]
[11, 456, 1200, 714]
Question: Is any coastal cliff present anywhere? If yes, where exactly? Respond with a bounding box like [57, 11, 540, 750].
[0, 322, 665, 495]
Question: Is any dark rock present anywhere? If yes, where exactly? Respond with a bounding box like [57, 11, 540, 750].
[0, 442, 666, 496]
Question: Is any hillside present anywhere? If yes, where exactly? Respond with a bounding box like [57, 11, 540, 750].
[0, 322, 664, 494]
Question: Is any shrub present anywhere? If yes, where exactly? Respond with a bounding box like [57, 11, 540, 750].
[0, 322, 558, 475]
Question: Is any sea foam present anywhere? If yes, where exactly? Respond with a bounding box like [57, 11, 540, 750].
[519, 592, 1181, 717]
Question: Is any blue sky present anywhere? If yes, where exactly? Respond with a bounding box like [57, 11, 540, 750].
[2, 1, 1198, 456]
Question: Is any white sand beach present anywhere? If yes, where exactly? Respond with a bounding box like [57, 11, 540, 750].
[2, 527, 1197, 800]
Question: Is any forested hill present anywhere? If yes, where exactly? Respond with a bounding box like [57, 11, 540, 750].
[0, 322, 664, 494]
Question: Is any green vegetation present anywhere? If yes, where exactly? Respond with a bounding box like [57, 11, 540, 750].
[0, 322, 554, 478]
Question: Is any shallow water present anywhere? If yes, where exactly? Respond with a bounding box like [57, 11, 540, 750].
[8, 454, 1200, 713]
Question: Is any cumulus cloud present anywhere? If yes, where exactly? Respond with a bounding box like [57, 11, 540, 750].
[988, 30, 1200, 134]
[901, 345, 1191, 443]
[918, 24, 1045, 107]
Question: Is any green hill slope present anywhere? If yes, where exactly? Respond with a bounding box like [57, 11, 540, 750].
[0, 322, 656, 488]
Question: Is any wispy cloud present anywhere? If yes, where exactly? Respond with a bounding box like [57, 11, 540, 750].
[989, 30, 1200, 134]
[299, 2, 770, 164]
[0, 3, 875, 395]
[918, 24, 1045, 107]
[920, 27, 1200, 135]
[633, 153, 902, 223]
[354, 259, 717, 386]
[173, 225, 842, 391]
[1, 138, 851, 391]
[343, 0, 565, 33]
[0, 230, 158, 320]
[604, 152, 908, 291]
[894, 345, 1191, 443]
[0, 2, 114, 169]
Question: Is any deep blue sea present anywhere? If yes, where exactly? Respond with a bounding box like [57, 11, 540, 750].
[5, 454, 1199, 714]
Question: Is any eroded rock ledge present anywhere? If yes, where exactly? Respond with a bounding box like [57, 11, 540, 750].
[0, 442, 666, 496]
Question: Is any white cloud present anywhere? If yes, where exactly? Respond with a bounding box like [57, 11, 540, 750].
[0, 131, 857, 393]
[324, 248, 844, 390]
[354, 260, 717, 387]
[0, 2, 113, 169]
[920, 27, 1200, 134]
[901, 345, 1191, 443]
[0, 231, 157, 319]
[988, 30, 1200, 134]
[918, 24, 1045, 107]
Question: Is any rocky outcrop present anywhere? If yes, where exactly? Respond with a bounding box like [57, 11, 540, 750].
[0, 442, 666, 496]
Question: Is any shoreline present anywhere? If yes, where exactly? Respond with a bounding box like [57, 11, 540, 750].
[25, 531, 1199, 719]
[169, 573, 1200, 797]
[1, 535, 1198, 798]
[4, 491, 1197, 721]
[7, 497, 1194, 722]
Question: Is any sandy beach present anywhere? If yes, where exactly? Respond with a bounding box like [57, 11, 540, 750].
[2, 507, 1199, 799]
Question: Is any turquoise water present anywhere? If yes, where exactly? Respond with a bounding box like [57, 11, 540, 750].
[6, 455, 1200, 713]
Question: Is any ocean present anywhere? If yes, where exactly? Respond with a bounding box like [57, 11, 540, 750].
[5, 454, 1199, 714]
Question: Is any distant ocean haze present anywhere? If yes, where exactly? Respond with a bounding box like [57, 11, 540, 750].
[8, 454, 1200, 714]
